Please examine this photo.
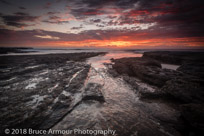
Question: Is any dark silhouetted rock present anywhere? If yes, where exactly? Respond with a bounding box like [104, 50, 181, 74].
[112, 57, 181, 87]
[0, 47, 34, 54]
[180, 104, 204, 136]
[178, 62, 204, 78]
[143, 51, 204, 65]
[160, 77, 204, 103]
[110, 51, 204, 136]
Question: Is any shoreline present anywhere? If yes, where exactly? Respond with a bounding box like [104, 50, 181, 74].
[110, 51, 204, 136]
[0, 52, 106, 133]
[0, 51, 203, 136]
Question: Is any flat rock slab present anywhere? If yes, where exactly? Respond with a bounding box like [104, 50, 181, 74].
[0, 53, 104, 133]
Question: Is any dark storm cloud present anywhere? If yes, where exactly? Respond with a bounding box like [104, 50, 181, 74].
[68, 0, 204, 26]
[147, 0, 204, 38]
[68, 0, 114, 17]
[0, 0, 12, 5]
[111, 0, 204, 37]
[70, 8, 104, 18]
[19, 6, 26, 10]
[0, 0, 204, 47]
[47, 11, 60, 15]
[43, 15, 69, 24]
[90, 19, 101, 23]
[0, 29, 91, 43]
[71, 25, 83, 30]
[0, 12, 39, 28]
[107, 16, 118, 19]
[44, 2, 52, 9]
[50, 16, 61, 20]
[71, 0, 111, 8]
[43, 20, 69, 24]
[14, 12, 29, 16]
[96, 24, 105, 27]
[1, 23, 203, 44]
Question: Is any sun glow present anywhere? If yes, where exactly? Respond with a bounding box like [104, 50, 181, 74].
[32, 36, 204, 49]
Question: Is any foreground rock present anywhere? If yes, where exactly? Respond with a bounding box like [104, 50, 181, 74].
[180, 104, 204, 136]
[0, 52, 105, 134]
[83, 83, 105, 102]
[160, 76, 204, 103]
[110, 51, 204, 136]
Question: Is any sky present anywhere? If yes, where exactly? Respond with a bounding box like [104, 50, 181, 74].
[0, 0, 204, 49]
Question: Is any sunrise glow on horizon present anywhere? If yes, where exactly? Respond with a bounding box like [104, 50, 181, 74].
[0, 0, 204, 49]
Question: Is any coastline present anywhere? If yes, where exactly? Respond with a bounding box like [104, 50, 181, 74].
[0, 50, 203, 136]
[110, 51, 204, 136]
[0, 52, 106, 133]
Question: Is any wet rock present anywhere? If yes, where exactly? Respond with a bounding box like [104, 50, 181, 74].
[0, 52, 104, 133]
[53, 94, 72, 110]
[83, 83, 105, 102]
[108, 69, 119, 77]
[160, 77, 204, 103]
[178, 62, 204, 78]
[180, 104, 204, 136]
[143, 51, 204, 65]
[111, 52, 204, 103]
[67, 66, 90, 94]
[143, 51, 183, 64]
[122, 75, 140, 90]
[110, 51, 204, 136]
[112, 57, 181, 87]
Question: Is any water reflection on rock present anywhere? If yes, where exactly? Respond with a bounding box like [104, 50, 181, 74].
[53, 52, 180, 136]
